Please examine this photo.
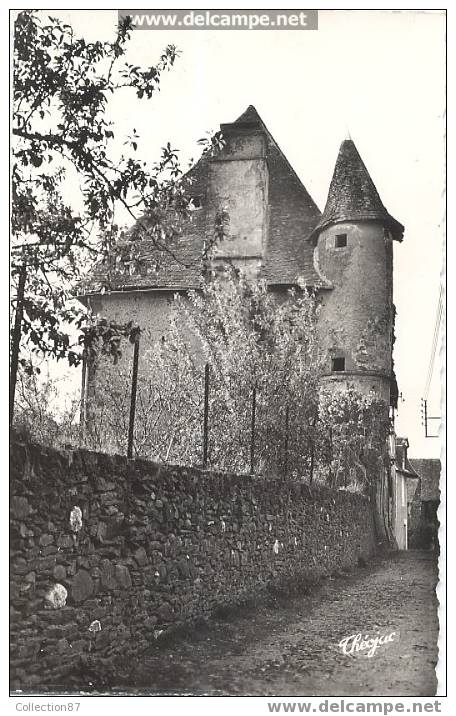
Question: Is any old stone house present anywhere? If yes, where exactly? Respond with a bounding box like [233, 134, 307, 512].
[408, 458, 441, 549]
[390, 436, 418, 550]
[79, 105, 404, 408]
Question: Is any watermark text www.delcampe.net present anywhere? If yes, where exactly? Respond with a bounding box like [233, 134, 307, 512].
[267, 701, 442, 714]
[118, 10, 319, 31]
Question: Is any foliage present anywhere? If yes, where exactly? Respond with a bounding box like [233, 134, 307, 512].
[318, 387, 391, 491]
[86, 269, 323, 475]
[180, 270, 322, 474]
[11, 10, 222, 380]
[13, 357, 81, 448]
[19, 268, 391, 492]
[86, 320, 202, 461]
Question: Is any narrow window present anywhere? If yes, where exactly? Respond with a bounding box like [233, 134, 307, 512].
[335, 234, 347, 248]
[190, 196, 202, 210]
[331, 357, 345, 372]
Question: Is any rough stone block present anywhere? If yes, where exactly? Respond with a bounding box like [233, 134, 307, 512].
[57, 534, 73, 549]
[11, 496, 32, 520]
[71, 569, 94, 603]
[53, 565, 66, 581]
[134, 546, 148, 567]
[100, 559, 117, 589]
[115, 564, 132, 589]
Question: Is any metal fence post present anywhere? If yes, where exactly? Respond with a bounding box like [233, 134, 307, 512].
[309, 415, 317, 484]
[284, 404, 289, 478]
[328, 426, 333, 486]
[127, 335, 140, 459]
[79, 349, 87, 444]
[309, 435, 315, 485]
[203, 362, 210, 468]
[250, 385, 256, 475]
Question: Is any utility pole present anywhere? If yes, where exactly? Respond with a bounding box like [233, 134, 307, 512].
[420, 398, 440, 439]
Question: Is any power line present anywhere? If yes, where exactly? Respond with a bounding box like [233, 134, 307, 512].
[424, 285, 443, 400]
[424, 295, 442, 399]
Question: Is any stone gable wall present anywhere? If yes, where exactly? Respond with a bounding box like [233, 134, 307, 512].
[10, 436, 376, 691]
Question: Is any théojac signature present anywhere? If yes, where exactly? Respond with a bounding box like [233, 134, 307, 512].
[338, 631, 397, 658]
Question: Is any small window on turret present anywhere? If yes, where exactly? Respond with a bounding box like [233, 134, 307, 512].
[189, 196, 202, 210]
[331, 357, 345, 372]
[335, 234, 347, 248]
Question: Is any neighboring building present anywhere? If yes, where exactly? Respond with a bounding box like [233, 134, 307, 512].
[408, 459, 441, 550]
[79, 105, 403, 409]
[390, 436, 418, 550]
[406, 471, 421, 541]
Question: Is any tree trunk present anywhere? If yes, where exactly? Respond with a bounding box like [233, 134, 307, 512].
[10, 260, 27, 425]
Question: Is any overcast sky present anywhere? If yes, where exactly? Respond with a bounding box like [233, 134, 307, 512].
[36, 8, 445, 458]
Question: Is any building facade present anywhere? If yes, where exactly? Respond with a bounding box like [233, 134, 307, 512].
[80, 105, 404, 410]
[391, 436, 418, 550]
[408, 459, 441, 550]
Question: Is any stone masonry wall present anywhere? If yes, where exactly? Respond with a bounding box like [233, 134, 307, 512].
[10, 436, 377, 691]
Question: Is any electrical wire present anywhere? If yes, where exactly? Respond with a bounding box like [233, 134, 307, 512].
[424, 285, 443, 400]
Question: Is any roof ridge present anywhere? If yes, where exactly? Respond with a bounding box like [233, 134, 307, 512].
[231, 105, 321, 214]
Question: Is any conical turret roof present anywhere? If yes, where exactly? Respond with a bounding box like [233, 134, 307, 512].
[310, 139, 403, 242]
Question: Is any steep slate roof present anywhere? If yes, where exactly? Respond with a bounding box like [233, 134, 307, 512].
[309, 139, 404, 243]
[79, 105, 330, 296]
[78, 156, 208, 294]
[406, 476, 420, 504]
[409, 459, 441, 502]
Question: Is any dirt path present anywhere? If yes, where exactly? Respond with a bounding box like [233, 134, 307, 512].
[99, 550, 440, 696]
